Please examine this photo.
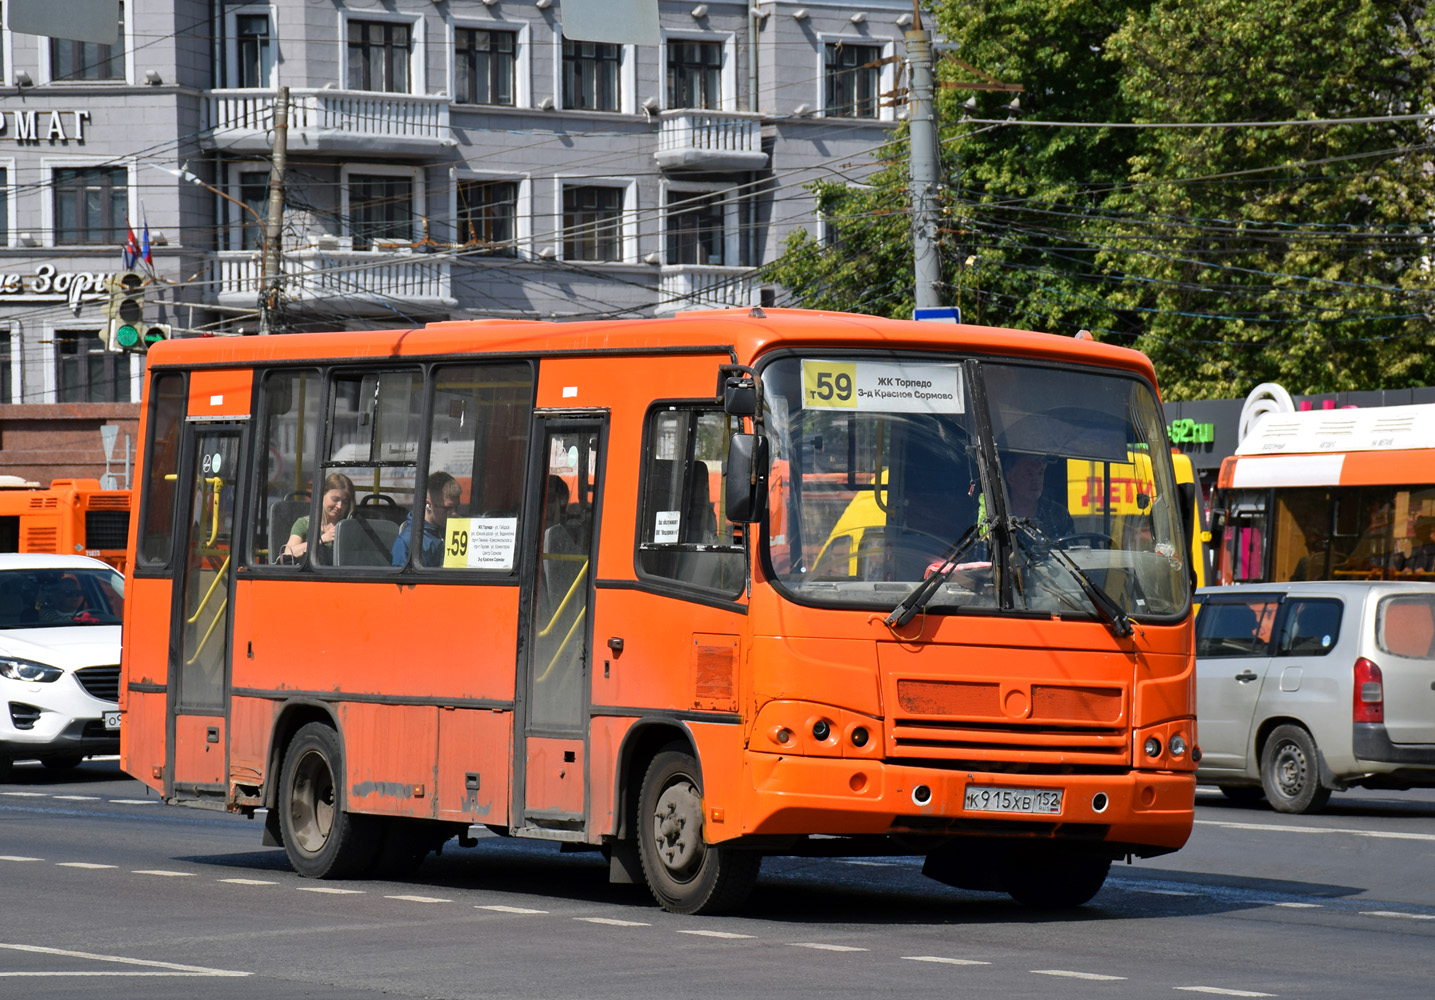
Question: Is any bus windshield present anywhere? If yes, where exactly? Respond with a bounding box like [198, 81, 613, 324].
[762, 355, 1189, 621]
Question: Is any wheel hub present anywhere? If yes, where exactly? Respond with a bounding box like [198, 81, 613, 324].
[652, 779, 703, 876]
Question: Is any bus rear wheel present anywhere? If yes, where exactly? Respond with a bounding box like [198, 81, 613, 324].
[279, 722, 376, 878]
[636, 750, 760, 915]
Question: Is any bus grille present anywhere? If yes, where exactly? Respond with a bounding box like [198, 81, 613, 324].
[84, 511, 131, 549]
[87, 496, 131, 510]
[75, 666, 120, 702]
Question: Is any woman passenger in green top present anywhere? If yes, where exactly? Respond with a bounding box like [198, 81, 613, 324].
[280, 472, 355, 565]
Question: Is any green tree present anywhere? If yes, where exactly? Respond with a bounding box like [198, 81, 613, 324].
[1105, 0, 1435, 398]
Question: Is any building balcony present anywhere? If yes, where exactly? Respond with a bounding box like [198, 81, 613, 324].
[654, 110, 767, 172]
[204, 89, 455, 157]
[656, 265, 758, 314]
[206, 249, 456, 316]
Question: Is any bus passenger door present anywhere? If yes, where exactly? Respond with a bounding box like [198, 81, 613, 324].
[167, 425, 244, 800]
[518, 418, 605, 835]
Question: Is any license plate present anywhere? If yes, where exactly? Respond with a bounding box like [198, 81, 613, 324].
[103, 711, 121, 731]
[964, 785, 1062, 815]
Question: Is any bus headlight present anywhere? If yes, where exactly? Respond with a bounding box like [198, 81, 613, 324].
[1168, 734, 1188, 758]
[1143, 736, 1163, 758]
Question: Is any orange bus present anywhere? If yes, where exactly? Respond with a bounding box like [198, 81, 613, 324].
[0, 478, 132, 572]
[1212, 402, 1435, 584]
[119, 309, 1197, 913]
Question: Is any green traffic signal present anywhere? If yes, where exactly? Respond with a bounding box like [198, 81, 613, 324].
[115, 324, 140, 349]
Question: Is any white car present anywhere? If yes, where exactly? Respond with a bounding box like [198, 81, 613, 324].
[0, 554, 124, 781]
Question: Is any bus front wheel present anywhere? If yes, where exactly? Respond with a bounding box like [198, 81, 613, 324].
[636, 750, 760, 915]
[279, 722, 377, 878]
[1000, 850, 1110, 908]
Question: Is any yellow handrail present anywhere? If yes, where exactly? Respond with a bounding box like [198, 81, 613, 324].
[204, 475, 223, 545]
[536, 606, 587, 683]
[537, 556, 588, 639]
[185, 555, 231, 625]
[185, 593, 229, 667]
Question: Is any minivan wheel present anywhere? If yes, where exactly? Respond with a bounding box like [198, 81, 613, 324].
[1260, 724, 1332, 814]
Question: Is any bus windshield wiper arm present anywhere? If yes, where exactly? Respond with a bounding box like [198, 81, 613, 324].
[884, 523, 983, 629]
[1010, 518, 1134, 638]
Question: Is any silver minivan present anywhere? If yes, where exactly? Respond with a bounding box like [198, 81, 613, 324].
[1195, 582, 1435, 813]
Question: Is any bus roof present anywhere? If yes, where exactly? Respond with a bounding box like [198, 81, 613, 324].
[1237, 402, 1435, 457]
[143, 309, 1159, 381]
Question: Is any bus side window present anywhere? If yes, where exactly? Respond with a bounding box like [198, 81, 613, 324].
[138, 371, 187, 567]
[636, 407, 744, 597]
[251, 369, 320, 566]
[415, 362, 533, 572]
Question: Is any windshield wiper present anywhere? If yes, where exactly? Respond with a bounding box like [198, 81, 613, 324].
[884, 523, 984, 629]
[1010, 518, 1134, 638]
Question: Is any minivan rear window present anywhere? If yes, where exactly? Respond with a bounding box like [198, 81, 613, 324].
[1377, 594, 1435, 659]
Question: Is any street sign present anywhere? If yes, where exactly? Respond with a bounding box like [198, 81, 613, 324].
[98, 473, 118, 490]
[100, 425, 118, 461]
[914, 307, 961, 323]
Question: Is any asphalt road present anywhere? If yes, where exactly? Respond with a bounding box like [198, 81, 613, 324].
[3, 760, 1433, 999]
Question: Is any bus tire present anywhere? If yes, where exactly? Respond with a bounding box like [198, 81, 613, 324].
[637, 750, 760, 915]
[1000, 850, 1110, 909]
[1260, 724, 1331, 814]
[279, 722, 377, 878]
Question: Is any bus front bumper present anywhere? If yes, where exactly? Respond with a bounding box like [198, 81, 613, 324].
[736, 752, 1195, 855]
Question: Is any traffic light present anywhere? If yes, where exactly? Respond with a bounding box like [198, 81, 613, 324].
[104, 272, 145, 352]
[141, 323, 171, 349]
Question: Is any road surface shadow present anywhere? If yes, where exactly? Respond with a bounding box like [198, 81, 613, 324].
[1196, 786, 1435, 820]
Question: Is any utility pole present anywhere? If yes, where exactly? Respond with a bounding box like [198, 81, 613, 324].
[906, 11, 942, 312]
[259, 85, 289, 335]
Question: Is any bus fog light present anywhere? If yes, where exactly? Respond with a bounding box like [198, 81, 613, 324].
[850, 726, 869, 748]
[1144, 736, 1162, 758]
[1091, 792, 1109, 813]
[773, 727, 792, 745]
[1169, 734, 1187, 757]
[911, 784, 932, 805]
[812, 719, 831, 741]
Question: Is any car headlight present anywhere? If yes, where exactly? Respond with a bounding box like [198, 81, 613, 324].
[0, 658, 64, 683]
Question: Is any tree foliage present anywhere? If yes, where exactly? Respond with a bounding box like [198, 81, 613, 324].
[765, 0, 1435, 399]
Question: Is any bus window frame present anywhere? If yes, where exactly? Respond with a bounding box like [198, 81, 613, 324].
[632, 398, 748, 605]
[133, 368, 190, 577]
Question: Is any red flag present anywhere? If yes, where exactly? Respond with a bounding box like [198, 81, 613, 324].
[122, 224, 139, 270]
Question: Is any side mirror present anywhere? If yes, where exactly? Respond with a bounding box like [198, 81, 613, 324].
[725, 433, 769, 523]
[1177, 480, 1198, 545]
[724, 376, 758, 418]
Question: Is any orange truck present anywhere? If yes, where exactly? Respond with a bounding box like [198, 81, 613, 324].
[119, 309, 1197, 913]
[0, 478, 131, 572]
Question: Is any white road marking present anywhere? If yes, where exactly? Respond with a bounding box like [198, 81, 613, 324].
[56, 862, 116, 869]
[52, 795, 101, 801]
[1033, 969, 1127, 981]
[903, 956, 990, 966]
[1195, 819, 1435, 842]
[0, 856, 42, 862]
[1260, 902, 1320, 909]
[573, 917, 650, 927]
[836, 859, 904, 867]
[384, 894, 452, 904]
[296, 886, 364, 894]
[1129, 888, 1198, 896]
[218, 878, 278, 885]
[1174, 988, 1275, 997]
[0, 792, 46, 798]
[0, 942, 249, 978]
[132, 870, 195, 877]
[676, 930, 755, 939]
[476, 905, 547, 915]
[107, 799, 158, 805]
[1360, 910, 1435, 921]
[790, 943, 868, 952]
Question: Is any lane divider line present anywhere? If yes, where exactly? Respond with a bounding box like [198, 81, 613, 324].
[476, 905, 547, 914]
[790, 943, 868, 952]
[1032, 969, 1126, 981]
[903, 956, 990, 965]
[573, 917, 650, 927]
[0, 942, 249, 978]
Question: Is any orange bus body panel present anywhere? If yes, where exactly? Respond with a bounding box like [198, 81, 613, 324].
[187, 368, 253, 419]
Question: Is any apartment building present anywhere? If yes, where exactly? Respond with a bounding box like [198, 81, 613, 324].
[0, 0, 908, 479]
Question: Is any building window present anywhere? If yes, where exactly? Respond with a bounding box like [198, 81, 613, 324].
[666, 192, 725, 265]
[562, 185, 623, 262]
[51, 1, 124, 81]
[235, 170, 268, 250]
[458, 180, 518, 254]
[235, 13, 273, 89]
[562, 40, 621, 112]
[667, 40, 722, 110]
[824, 42, 881, 118]
[56, 331, 126, 403]
[348, 19, 410, 93]
[0, 330, 12, 405]
[53, 167, 127, 246]
[0, 166, 7, 244]
[455, 28, 515, 106]
[348, 174, 414, 250]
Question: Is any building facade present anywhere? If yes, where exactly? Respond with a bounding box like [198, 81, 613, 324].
[0, 0, 909, 473]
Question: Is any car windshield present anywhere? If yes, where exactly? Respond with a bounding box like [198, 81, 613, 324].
[0, 567, 125, 628]
[761, 354, 1190, 622]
